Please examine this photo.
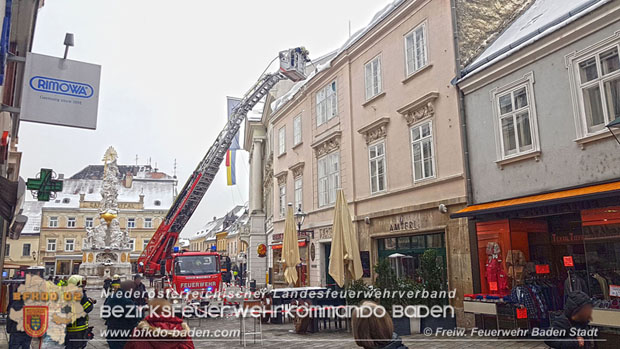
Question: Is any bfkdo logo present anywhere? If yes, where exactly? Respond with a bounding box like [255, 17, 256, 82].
[23, 306, 48, 337]
[29, 76, 94, 98]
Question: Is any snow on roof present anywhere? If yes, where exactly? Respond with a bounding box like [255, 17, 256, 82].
[271, 0, 406, 113]
[21, 201, 45, 235]
[463, 0, 609, 77]
[190, 204, 248, 241]
[43, 177, 176, 210]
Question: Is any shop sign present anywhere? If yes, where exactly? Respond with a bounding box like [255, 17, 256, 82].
[271, 231, 310, 243]
[21, 53, 101, 129]
[389, 215, 420, 233]
[563, 256, 574, 267]
[535, 265, 550, 274]
[610, 285, 620, 298]
[516, 307, 527, 319]
[310, 243, 315, 261]
[257, 244, 267, 258]
[317, 227, 332, 240]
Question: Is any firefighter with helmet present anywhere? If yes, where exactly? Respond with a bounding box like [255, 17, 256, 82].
[65, 275, 95, 349]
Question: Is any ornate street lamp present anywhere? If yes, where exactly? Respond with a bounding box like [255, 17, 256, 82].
[607, 118, 620, 145]
[293, 206, 307, 235]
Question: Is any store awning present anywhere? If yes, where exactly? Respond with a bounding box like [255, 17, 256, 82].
[452, 181, 620, 218]
[271, 240, 307, 250]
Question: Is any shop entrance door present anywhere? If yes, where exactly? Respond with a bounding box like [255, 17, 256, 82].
[323, 243, 336, 288]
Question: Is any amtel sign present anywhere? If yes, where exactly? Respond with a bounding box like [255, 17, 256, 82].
[20, 53, 101, 130]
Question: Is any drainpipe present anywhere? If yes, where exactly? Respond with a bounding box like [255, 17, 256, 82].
[450, 0, 481, 298]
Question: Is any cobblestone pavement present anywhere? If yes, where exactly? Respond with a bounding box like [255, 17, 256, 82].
[0, 287, 551, 349]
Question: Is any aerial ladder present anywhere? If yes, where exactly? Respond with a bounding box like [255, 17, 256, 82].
[137, 47, 310, 283]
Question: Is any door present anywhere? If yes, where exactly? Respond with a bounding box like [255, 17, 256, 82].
[323, 243, 336, 288]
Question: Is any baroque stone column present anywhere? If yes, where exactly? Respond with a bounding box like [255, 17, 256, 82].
[250, 138, 264, 214]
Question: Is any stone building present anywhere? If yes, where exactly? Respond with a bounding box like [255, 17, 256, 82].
[37, 164, 176, 278]
[4, 201, 44, 275]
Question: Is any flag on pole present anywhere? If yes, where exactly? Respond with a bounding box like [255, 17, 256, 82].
[226, 97, 241, 186]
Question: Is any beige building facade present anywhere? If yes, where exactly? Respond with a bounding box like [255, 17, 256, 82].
[36, 165, 175, 278]
[264, 0, 473, 323]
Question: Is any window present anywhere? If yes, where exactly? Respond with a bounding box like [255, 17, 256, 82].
[496, 85, 535, 157]
[318, 152, 340, 207]
[294, 177, 303, 210]
[5, 244, 9, 256]
[47, 239, 56, 252]
[278, 126, 286, 155]
[22, 244, 31, 257]
[154, 200, 161, 206]
[82, 238, 86, 250]
[144, 218, 153, 228]
[405, 22, 428, 76]
[279, 184, 286, 218]
[143, 239, 150, 250]
[369, 142, 387, 194]
[365, 56, 382, 100]
[127, 218, 136, 229]
[129, 239, 135, 251]
[67, 217, 76, 228]
[65, 239, 75, 252]
[293, 114, 302, 145]
[411, 122, 435, 181]
[316, 81, 338, 125]
[576, 46, 620, 134]
[85, 217, 93, 228]
[49, 216, 58, 228]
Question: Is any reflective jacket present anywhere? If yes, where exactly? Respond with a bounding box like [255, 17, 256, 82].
[67, 290, 94, 332]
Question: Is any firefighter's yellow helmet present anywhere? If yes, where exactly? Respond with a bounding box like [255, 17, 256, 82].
[67, 275, 84, 287]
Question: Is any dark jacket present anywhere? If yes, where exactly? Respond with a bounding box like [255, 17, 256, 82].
[380, 333, 408, 349]
[132, 282, 148, 306]
[6, 298, 25, 334]
[545, 291, 595, 349]
[67, 290, 94, 333]
[103, 291, 140, 330]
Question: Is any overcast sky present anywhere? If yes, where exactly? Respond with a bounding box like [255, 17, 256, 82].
[19, 0, 392, 237]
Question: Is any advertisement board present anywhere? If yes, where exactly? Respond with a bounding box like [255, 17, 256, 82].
[20, 53, 101, 129]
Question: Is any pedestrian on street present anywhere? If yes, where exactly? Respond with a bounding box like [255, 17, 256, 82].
[149, 276, 154, 287]
[352, 301, 408, 349]
[65, 275, 94, 349]
[103, 276, 112, 292]
[103, 280, 141, 349]
[545, 291, 595, 348]
[133, 274, 149, 306]
[125, 298, 195, 349]
[6, 284, 32, 349]
[111, 274, 121, 290]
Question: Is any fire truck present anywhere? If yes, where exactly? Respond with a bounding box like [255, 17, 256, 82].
[137, 47, 310, 298]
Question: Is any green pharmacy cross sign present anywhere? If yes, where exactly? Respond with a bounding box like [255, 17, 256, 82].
[26, 168, 63, 201]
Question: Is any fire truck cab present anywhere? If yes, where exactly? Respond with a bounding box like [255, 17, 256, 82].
[161, 250, 222, 294]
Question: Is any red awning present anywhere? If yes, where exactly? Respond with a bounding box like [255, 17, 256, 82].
[271, 240, 307, 250]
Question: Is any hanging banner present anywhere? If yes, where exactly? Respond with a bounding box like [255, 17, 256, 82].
[225, 97, 241, 186]
[20, 53, 101, 129]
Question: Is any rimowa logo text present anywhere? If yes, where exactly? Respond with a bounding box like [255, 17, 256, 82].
[30, 76, 94, 98]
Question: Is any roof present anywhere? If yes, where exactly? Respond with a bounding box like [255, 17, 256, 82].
[189, 204, 248, 241]
[71, 164, 172, 180]
[451, 180, 620, 218]
[271, 0, 406, 113]
[41, 176, 176, 210]
[20, 201, 45, 235]
[462, 0, 610, 77]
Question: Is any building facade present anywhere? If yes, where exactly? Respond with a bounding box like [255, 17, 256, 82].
[455, 0, 620, 334]
[37, 164, 175, 277]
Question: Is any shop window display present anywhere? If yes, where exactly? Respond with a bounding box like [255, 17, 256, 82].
[468, 207, 620, 331]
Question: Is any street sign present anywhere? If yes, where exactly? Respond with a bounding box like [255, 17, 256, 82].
[26, 169, 63, 202]
[20, 53, 101, 129]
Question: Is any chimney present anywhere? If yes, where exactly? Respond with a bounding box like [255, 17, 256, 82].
[125, 171, 133, 188]
[139, 193, 144, 204]
[79, 193, 85, 202]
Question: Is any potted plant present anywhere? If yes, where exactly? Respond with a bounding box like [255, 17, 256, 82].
[418, 249, 456, 331]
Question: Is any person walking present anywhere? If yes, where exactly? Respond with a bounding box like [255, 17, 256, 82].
[545, 291, 596, 348]
[351, 301, 408, 349]
[65, 275, 94, 349]
[111, 274, 121, 290]
[125, 298, 195, 349]
[103, 280, 140, 349]
[6, 284, 31, 349]
[103, 276, 112, 292]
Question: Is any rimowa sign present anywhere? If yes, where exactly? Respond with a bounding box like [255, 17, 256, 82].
[20, 53, 101, 129]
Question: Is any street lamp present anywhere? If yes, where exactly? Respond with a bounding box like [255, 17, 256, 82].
[293, 206, 307, 234]
[606, 118, 620, 145]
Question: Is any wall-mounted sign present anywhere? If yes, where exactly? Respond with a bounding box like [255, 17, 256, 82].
[310, 243, 315, 261]
[389, 215, 420, 233]
[257, 243, 267, 258]
[563, 256, 574, 267]
[20, 53, 101, 129]
[360, 251, 371, 277]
